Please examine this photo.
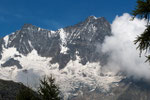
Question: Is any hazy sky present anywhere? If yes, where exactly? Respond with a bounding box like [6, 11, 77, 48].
[0, 0, 137, 37]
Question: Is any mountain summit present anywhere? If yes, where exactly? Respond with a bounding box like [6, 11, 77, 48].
[1, 16, 149, 100]
[0, 16, 114, 99]
[0, 16, 111, 69]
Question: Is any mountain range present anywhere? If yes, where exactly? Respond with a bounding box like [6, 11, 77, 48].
[0, 16, 150, 100]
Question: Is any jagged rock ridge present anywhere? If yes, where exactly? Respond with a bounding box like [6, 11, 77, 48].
[1, 16, 150, 100]
[0, 16, 111, 69]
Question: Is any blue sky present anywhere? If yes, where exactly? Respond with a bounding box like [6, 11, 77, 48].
[0, 0, 137, 37]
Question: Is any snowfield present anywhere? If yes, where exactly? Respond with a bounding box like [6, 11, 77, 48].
[0, 47, 122, 99]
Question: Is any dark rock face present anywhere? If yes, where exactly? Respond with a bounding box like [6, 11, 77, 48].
[64, 16, 111, 43]
[6, 24, 59, 56]
[0, 16, 111, 69]
[64, 16, 111, 67]
[0, 38, 4, 59]
[1, 58, 22, 69]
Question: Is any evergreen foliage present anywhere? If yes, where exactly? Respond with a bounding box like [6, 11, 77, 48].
[38, 75, 61, 100]
[16, 75, 61, 100]
[132, 0, 150, 62]
[132, 0, 150, 22]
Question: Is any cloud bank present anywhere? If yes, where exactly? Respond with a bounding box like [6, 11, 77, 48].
[102, 13, 150, 80]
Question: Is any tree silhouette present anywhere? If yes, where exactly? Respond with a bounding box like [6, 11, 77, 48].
[132, 0, 150, 62]
[16, 75, 61, 100]
[38, 75, 61, 100]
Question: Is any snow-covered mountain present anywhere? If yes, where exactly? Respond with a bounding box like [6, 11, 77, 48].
[0, 16, 130, 99]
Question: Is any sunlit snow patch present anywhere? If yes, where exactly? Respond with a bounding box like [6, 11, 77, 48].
[58, 28, 69, 54]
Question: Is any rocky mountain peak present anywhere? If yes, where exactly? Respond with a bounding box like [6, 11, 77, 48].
[0, 16, 150, 100]
[0, 16, 111, 68]
[85, 16, 106, 22]
[21, 24, 37, 30]
[86, 16, 97, 20]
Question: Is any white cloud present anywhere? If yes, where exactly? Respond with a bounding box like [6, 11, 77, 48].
[102, 13, 150, 80]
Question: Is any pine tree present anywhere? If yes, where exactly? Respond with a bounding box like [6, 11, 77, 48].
[16, 75, 61, 100]
[132, 0, 150, 22]
[132, 0, 150, 62]
[38, 75, 61, 100]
